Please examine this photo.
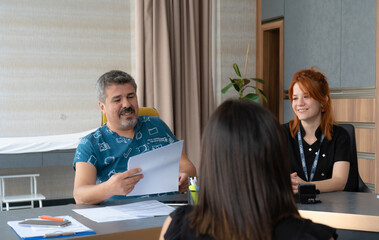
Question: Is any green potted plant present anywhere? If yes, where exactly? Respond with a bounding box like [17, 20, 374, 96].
[221, 45, 267, 103]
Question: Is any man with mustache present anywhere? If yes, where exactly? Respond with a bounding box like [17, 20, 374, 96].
[73, 70, 196, 204]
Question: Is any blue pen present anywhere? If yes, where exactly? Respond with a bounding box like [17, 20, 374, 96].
[192, 177, 199, 191]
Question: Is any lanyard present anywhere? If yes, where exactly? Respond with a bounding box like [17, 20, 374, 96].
[297, 130, 325, 182]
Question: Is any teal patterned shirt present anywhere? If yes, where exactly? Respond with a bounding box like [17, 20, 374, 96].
[73, 116, 177, 200]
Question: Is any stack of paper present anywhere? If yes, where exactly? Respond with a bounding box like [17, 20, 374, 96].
[7, 216, 95, 239]
[73, 200, 175, 223]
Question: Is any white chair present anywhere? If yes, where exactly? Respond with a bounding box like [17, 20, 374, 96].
[0, 174, 46, 211]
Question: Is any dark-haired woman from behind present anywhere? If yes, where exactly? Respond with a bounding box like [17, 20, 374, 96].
[159, 99, 337, 240]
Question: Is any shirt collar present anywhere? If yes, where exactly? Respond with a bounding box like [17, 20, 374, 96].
[299, 122, 322, 139]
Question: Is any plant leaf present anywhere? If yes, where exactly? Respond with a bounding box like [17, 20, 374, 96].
[243, 93, 261, 103]
[242, 78, 251, 87]
[248, 78, 265, 84]
[221, 82, 234, 94]
[231, 78, 240, 92]
[253, 87, 268, 102]
[233, 63, 241, 77]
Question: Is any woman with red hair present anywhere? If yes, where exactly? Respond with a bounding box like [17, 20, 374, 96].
[283, 67, 351, 193]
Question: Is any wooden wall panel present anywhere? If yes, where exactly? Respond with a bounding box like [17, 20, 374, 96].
[356, 128, 376, 154]
[332, 99, 375, 123]
[332, 98, 375, 188]
[358, 158, 375, 184]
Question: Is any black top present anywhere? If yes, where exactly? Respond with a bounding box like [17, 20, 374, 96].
[282, 123, 351, 182]
[165, 205, 337, 240]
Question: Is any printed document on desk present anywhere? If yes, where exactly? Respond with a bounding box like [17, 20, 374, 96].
[127, 140, 183, 196]
[7, 216, 95, 240]
[73, 200, 175, 223]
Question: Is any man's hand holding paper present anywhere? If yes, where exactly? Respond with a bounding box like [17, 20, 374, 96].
[127, 140, 184, 196]
[108, 168, 144, 196]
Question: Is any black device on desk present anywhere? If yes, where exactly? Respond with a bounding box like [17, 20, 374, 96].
[296, 183, 321, 204]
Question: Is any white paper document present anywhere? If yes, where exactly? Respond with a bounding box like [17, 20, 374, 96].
[127, 140, 183, 196]
[73, 200, 175, 223]
[7, 216, 94, 239]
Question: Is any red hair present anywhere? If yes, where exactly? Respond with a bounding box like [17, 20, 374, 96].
[288, 67, 335, 140]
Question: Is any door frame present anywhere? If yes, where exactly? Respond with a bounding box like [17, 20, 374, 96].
[256, 14, 284, 123]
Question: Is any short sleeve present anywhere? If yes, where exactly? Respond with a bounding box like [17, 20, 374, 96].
[73, 136, 98, 170]
[164, 206, 192, 240]
[301, 219, 338, 240]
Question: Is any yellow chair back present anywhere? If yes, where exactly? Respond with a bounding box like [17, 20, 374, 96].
[101, 107, 159, 125]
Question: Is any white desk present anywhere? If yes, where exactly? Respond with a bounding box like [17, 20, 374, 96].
[1, 192, 379, 239]
[0, 194, 186, 240]
[297, 191, 379, 239]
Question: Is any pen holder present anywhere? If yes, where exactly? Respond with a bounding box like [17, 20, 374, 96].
[188, 185, 199, 205]
[188, 176, 199, 205]
[188, 189, 199, 205]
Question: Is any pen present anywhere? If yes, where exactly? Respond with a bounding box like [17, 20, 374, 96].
[39, 216, 65, 221]
[190, 177, 199, 191]
[44, 232, 76, 237]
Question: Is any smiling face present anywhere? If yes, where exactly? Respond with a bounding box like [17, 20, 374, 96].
[99, 83, 139, 133]
[291, 83, 322, 125]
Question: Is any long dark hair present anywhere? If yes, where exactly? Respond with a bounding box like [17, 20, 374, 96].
[190, 99, 299, 239]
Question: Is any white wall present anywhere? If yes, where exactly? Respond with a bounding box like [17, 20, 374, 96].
[0, 0, 135, 137]
[213, 0, 257, 106]
[0, 0, 257, 136]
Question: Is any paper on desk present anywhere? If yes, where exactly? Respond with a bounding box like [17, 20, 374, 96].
[73, 200, 175, 223]
[127, 140, 183, 196]
[7, 216, 94, 239]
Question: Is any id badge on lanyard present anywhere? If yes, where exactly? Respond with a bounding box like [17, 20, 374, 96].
[297, 130, 325, 182]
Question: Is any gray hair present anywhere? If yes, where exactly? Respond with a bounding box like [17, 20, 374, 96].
[96, 70, 137, 103]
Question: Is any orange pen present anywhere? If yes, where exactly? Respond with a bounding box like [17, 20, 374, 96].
[39, 215, 65, 221]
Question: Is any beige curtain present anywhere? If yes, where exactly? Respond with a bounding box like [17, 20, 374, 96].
[135, 0, 213, 168]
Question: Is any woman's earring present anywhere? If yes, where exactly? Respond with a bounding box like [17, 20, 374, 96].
[321, 105, 325, 112]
